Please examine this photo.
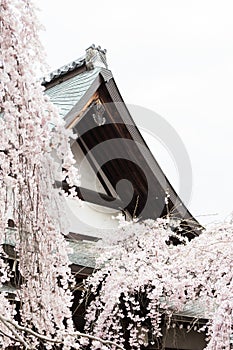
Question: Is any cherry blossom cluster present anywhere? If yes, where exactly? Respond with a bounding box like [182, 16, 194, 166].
[0, 0, 78, 348]
[84, 218, 233, 350]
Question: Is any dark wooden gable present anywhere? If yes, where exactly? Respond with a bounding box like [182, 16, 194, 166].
[44, 47, 203, 239]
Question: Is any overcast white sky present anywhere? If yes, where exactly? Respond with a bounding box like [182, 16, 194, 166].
[35, 0, 233, 226]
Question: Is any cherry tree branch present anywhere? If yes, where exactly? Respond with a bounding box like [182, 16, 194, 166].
[66, 331, 125, 349]
[0, 328, 19, 344]
[0, 315, 31, 349]
[0, 314, 125, 350]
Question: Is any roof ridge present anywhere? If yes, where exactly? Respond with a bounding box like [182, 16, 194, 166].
[42, 55, 86, 85]
[42, 45, 108, 86]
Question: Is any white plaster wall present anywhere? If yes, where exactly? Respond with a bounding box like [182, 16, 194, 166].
[64, 197, 120, 239]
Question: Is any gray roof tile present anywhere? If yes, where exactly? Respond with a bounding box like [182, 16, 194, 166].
[67, 240, 98, 268]
[45, 67, 101, 118]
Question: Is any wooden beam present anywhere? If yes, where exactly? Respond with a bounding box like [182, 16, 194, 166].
[55, 181, 123, 210]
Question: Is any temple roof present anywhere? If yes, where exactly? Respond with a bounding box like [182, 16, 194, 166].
[43, 45, 203, 241]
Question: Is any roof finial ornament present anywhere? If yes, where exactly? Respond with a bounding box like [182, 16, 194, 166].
[85, 44, 108, 70]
